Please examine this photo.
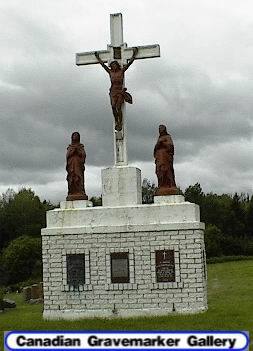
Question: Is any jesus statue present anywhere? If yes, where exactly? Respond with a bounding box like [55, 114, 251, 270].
[95, 47, 138, 131]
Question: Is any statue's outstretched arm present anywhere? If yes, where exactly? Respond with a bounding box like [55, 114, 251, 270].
[95, 52, 110, 73]
[123, 47, 138, 72]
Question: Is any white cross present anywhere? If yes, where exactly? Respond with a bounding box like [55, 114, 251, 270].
[163, 251, 167, 260]
[76, 13, 160, 166]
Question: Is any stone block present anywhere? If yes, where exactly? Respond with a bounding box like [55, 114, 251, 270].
[31, 284, 40, 299]
[22, 287, 31, 301]
[102, 166, 142, 206]
[3, 299, 16, 309]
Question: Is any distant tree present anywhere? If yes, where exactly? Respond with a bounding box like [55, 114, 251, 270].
[204, 224, 224, 258]
[42, 199, 56, 211]
[184, 183, 204, 206]
[0, 287, 4, 310]
[1, 188, 15, 205]
[225, 193, 246, 238]
[0, 188, 50, 250]
[0, 255, 8, 287]
[245, 195, 253, 237]
[1, 236, 42, 285]
[90, 196, 102, 206]
[176, 186, 184, 196]
[201, 193, 231, 232]
[142, 179, 156, 204]
[214, 194, 233, 234]
[201, 193, 221, 227]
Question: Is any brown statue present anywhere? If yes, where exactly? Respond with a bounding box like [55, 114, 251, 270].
[66, 132, 88, 201]
[154, 125, 177, 196]
[95, 48, 138, 131]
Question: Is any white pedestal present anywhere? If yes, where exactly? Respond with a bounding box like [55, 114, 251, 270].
[60, 200, 93, 209]
[154, 195, 185, 204]
[101, 166, 142, 207]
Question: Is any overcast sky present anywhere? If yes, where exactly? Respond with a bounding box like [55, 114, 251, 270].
[0, 0, 253, 203]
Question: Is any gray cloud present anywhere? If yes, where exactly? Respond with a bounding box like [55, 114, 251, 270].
[0, 0, 253, 201]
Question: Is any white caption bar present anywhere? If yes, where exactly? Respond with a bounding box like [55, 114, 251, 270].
[5, 332, 249, 350]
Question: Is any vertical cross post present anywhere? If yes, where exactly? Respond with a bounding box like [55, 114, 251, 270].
[110, 13, 124, 47]
[110, 13, 128, 166]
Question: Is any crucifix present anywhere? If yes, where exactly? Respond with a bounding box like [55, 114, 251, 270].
[76, 13, 160, 166]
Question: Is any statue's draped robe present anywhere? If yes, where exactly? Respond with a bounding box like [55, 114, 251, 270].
[154, 134, 176, 189]
[109, 86, 132, 108]
[66, 143, 86, 196]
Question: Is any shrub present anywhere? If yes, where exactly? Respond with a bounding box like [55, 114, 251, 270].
[1, 236, 42, 285]
[0, 287, 4, 310]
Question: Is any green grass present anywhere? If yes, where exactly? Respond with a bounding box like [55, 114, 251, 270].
[1, 260, 253, 348]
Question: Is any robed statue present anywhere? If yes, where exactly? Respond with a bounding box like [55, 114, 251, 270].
[95, 48, 138, 131]
[66, 132, 88, 201]
[154, 125, 177, 196]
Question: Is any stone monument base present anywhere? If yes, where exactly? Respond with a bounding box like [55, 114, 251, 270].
[42, 196, 207, 320]
[44, 305, 205, 320]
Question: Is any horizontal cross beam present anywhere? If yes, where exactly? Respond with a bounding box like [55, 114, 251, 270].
[76, 49, 110, 66]
[123, 44, 160, 61]
[76, 44, 160, 66]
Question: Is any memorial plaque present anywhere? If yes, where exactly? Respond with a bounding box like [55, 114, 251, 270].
[66, 254, 85, 288]
[155, 250, 175, 282]
[111, 252, 129, 283]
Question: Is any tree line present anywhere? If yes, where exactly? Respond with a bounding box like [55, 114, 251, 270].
[184, 183, 253, 258]
[0, 183, 253, 287]
[0, 188, 54, 287]
[142, 180, 253, 257]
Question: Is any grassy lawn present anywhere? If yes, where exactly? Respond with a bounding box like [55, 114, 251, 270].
[1, 260, 252, 347]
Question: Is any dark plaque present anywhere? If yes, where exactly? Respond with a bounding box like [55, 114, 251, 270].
[67, 254, 85, 288]
[111, 252, 129, 283]
[155, 250, 175, 282]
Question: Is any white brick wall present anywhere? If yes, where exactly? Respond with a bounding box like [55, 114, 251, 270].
[42, 212, 207, 319]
